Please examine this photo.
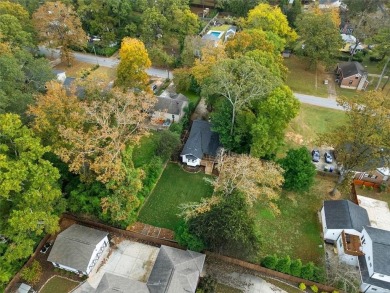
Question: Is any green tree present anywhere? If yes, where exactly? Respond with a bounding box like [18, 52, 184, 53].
[290, 258, 302, 277]
[33, 1, 87, 66]
[278, 147, 316, 192]
[296, 12, 343, 69]
[175, 221, 205, 252]
[116, 37, 151, 90]
[20, 260, 42, 285]
[287, 0, 302, 28]
[188, 191, 261, 258]
[0, 13, 32, 49]
[216, 0, 262, 17]
[0, 114, 61, 273]
[156, 130, 181, 161]
[250, 85, 300, 158]
[320, 91, 390, 196]
[301, 262, 315, 280]
[203, 56, 281, 138]
[0, 50, 53, 116]
[369, 27, 390, 90]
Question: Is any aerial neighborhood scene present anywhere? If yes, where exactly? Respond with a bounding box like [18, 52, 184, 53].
[1, 0, 390, 292]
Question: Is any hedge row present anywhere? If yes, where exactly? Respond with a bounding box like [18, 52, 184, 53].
[261, 255, 325, 283]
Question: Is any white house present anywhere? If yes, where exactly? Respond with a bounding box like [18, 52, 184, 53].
[152, 94, 189, 124]
[321, 200, 370, 265]
[359, 226, 390, 292]
[224, 26, 237, 43]
[47, 224, 109, 275]
[180, 120, 220, 167]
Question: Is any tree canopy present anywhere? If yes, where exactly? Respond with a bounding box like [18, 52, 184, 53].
[278, 147, 317, 192]
[33, 1, 87, 65]
[116, 37, 151, 90]
[0, 114, 62, 285]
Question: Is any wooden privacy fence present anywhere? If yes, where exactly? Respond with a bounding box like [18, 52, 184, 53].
[205, 251, 343, 293]
[353, 179, 381, 189]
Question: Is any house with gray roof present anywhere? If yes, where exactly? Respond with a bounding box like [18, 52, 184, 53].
[336, 61, 369, 90]
[48, 224, 109, 275]
[359, 226, 390, 293]
[91, 245, 205, 293]
[180, 120, 220, 167]
[224, 26, 237, 42]
[153, 94, 189, 124]
[321, 200, 370, 265]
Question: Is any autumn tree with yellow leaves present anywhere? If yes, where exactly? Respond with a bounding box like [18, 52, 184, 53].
[116, 37, 151, 91]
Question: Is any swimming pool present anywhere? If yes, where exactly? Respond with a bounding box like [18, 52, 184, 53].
[207, 30, 224, 39]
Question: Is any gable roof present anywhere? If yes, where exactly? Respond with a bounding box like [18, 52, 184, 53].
[154, 96, 188, 115]
[147, 246, 205, 293]
[47, 224, 108, 272]
[365, 226, 390, 276]
[338, 61, 367, 78]
[323, 200, 370, 231]
[96, 273, 148, 293]
[180, 120, 220, 159]
[358, 255, 390, 290]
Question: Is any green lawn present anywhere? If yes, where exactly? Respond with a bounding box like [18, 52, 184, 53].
[40, 276, 79, 293]
[133, 132, 159, 168]
[284, 56, 329, 98]
[283, 103, 346, 151]
[253, 176, 335, 265]
[138, 163, 214, 230]
[183, 91, 201, 105]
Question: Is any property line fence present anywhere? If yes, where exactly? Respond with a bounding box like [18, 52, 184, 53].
[205, 251, 344, 293]
[199, 12, 219, 37]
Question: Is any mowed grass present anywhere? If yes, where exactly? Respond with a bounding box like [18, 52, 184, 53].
[40, 276, 79, 293]
[138, 163, 214, 230]
[284, 103, 346, 149]
[284, 55, 329, 98]
[253, 176, 336, 264]
[133, 132, 159, 168]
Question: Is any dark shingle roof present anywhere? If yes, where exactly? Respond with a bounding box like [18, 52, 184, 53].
[180, 120, 220, 159]
[47, 224, 108, 272]
[147, 246, 205, 293]
[359, 256, 390, 290]
[154, 96, 188, 115]
[323, 200, 370, 231]
[338, 61, 367, 78]
[365, 226, 390, 276]
[95, 273, 148, 293]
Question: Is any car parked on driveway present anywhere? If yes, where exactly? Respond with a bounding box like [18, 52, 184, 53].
[40, 241, 53, 254]
[312, 150, 320, 162]
[324, 152, 333, 163]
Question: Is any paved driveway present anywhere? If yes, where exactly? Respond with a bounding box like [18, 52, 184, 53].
[73, 240, 159, 292]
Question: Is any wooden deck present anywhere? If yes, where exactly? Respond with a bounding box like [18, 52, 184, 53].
[201, 159, 214, 175]
[342, 231, 364, 256]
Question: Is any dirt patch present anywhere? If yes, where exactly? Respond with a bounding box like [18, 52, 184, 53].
[191, 98, 209, 121]
[285, 132, 304, 145]
[126, 222, 174, 240]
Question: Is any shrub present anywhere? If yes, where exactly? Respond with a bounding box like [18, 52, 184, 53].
[301, 262, 315, 280]
[197, 276, 216, 293]
[299, 283, 306, 291]
[175, 221, 205, 252]
[290, 259, 302, 277]
[21, 260, 42, 285]
[369, 55, 382, 62]
[275, 255, 291, 274]
[261, 255, 278, 270]
[312, 266, 326, 283]
[310, 285, 319, 293]
[156, 131, 181, 161]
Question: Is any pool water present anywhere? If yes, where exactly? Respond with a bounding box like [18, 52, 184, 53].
[208, 31, 223, 38]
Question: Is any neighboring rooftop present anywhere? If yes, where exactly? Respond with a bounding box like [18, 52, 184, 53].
[154, 96, 188, 115]
[365, 226, 390, 276]
[180, 120, 220, 159]
[338, 61, 367, 77]
[47, 224, 108, 272]
[323, 200, 370, 231]
[95, 273, 148, 293]
[147, 245, 206, 293]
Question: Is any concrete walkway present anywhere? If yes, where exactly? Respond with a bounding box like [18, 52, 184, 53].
[294, 93, 344, 110]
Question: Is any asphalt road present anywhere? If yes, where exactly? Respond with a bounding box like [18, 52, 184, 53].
[40, 47, 344, 110]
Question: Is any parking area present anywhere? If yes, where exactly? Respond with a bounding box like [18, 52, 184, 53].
[311, 148, 338, 172]
[73, 239, 159, 292]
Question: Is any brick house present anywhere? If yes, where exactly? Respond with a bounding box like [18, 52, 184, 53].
[336, 61, 369, 90]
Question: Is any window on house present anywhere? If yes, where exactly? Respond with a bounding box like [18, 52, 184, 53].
[368, 256, 370, 260]
[378, 274, 384, 277]
[349, 80, 353, 85]
[355, 76, 359, 79]
[372, 288, 377, 291]
[370, 263, 372, 267]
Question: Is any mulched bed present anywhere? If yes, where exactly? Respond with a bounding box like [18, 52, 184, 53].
[127, 222, 174, 240]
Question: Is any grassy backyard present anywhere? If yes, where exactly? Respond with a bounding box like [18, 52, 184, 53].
[138, 163, 214, 230]
[283, 103, 346, 151]
[284, 56, 329, 98]
[253, 175, 336, 264]
[40, 276, 79, 293]
[133, 132, 159, 168]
